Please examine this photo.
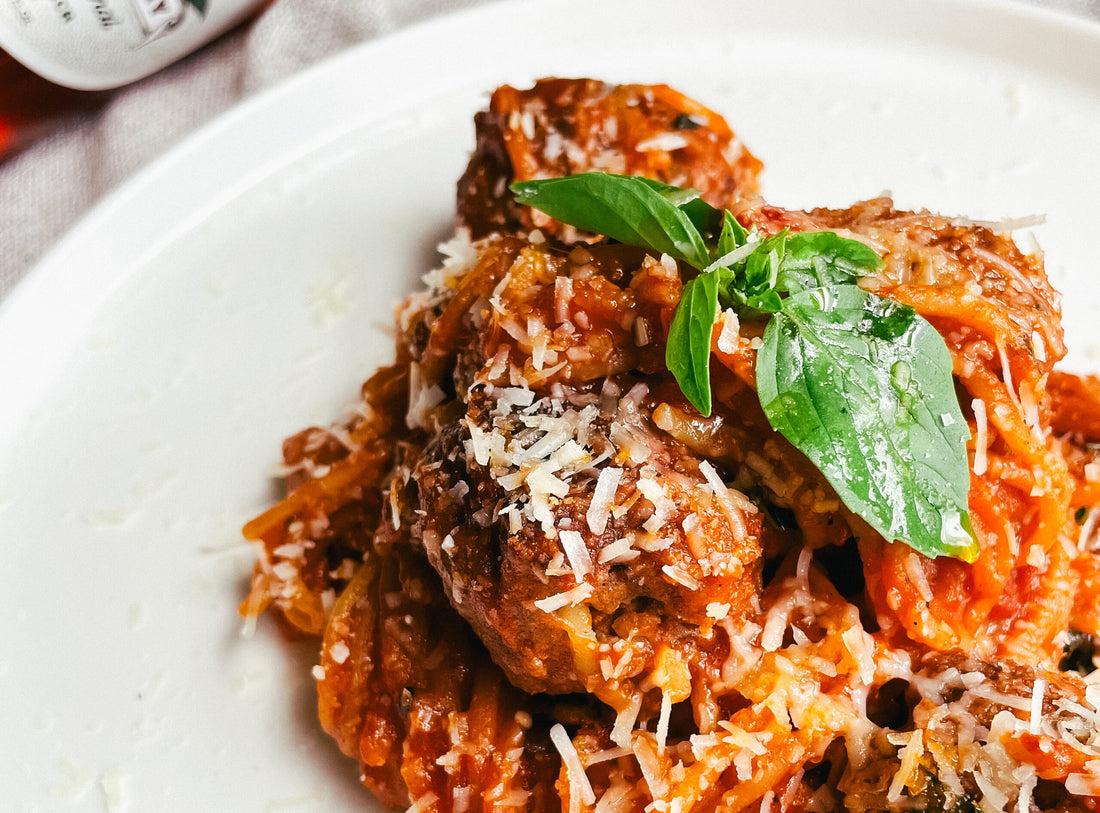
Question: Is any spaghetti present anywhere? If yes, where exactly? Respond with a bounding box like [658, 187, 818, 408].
[242, 79, 1100, 812]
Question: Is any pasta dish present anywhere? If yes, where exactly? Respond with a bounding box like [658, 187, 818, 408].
[241, 79, 1100, 813]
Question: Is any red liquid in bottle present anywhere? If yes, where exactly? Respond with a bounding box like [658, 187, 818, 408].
[0, 50, 109, 159]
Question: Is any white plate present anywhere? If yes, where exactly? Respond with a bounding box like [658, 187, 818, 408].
[2, 0, 1098, 809]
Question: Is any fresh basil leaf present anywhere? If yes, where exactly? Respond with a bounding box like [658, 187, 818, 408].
[732, 287, 784, 315]
[510, 174, 712, 269]
[745, 245, 781, 293]
[509, 172, 977, 562]
[712, 232, 783, 310]
[666, 271, 719, 416]
[778, 232, 885, 293]
[756, 284, 977, 561]
[632, 178, 726, 243]
[632, 177, 703, 208]
[681, 199, 725, 245]
[717, 211, 749, 256]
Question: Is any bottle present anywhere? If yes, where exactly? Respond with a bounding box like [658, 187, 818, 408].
[0, 0, 267, 90]
[0, 0, 267, 157]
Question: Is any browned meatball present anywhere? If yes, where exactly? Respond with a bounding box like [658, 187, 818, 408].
[412, 381, 764, 699]
[457, 78, 763, 240]
[398, 234, 768, 705]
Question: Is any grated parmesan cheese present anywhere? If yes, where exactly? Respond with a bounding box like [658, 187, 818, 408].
[997, 338, 1020, 410]
[697, 460, 754, 539]
[636, 132, 689, 152]
[655, 690, 673, 754]
[406, 791, 439, 813]
[972, 398, 989, 475]
[662, 564, 700, 591]
[598, 536, 639, 565]
[706, 602, 731, 620]
[1029, 678, 1047, 735]
[406, 362, 446, 430]
[904, 553, 934, 603]
[841, 625, 876, 686]
[534, 583, 595, 613]
[886, 730, 924, 803]
[716, 309, 740, 354]
[550, 724, 596, 811]
[559, 530, 593, 581]
[610, 694, 642, 748]
[586, 467, 622, 536]
[584, 746, 632, 765]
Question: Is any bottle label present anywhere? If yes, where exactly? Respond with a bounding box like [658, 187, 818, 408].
[0, 0, 260, 89]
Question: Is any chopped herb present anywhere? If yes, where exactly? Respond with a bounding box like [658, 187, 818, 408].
[922, 778, 982, 813]
[673, 113, 700, 130]
[1061, 629, 1097, 674]
[743, 486, 799, 532]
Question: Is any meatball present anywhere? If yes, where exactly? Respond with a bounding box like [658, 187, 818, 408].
[400, 235, 768, 704]
[413, 379, 764, 699]
[457, 78, 763, 241]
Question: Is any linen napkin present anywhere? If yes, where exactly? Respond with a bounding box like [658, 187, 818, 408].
[0, 0, 494, 301]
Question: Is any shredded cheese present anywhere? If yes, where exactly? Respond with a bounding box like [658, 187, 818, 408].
[534, 583, 594, 613]
[559, 530, 593, 581]
[972, 397, 989, 475]
[550, 724, 596, 811]
[587, 467, 622, 536]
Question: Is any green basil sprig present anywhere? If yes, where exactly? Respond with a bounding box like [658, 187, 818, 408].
[510, 172, 978, 562]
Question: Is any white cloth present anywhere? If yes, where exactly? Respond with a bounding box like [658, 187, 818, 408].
[0, 0, 494, 300]
[1, 0, 1097, 301]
